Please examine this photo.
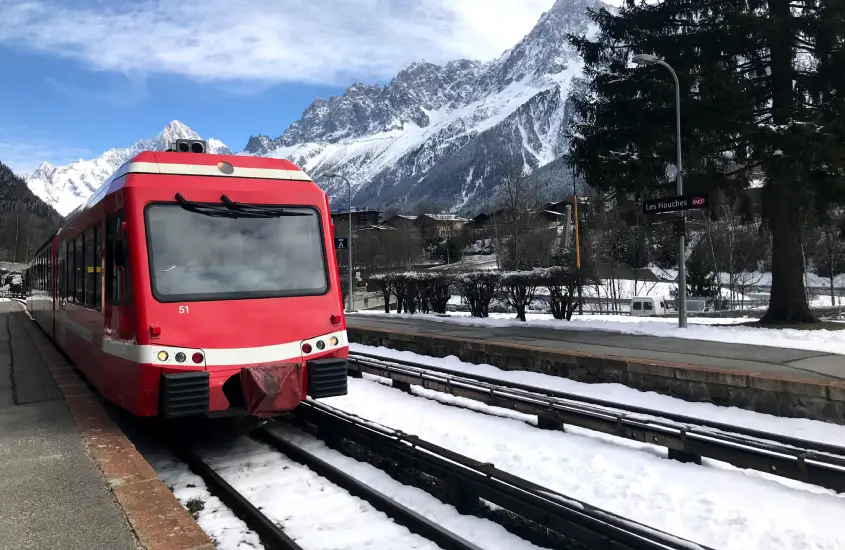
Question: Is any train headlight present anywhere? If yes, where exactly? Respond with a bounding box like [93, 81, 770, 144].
[329, 336, 339, 346]
[316, 340, 325, 350]
[192, 352, 204, 364]
[157, 350, 169, 361]
[175, 352, 186, 363]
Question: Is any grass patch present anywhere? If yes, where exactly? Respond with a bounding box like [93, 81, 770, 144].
[185, 497, 205, 520]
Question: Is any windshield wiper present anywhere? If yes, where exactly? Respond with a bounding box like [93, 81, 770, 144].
[175, 193, 273, 219]
[220, 194, 311, 217]
[174, 193, 313, 219]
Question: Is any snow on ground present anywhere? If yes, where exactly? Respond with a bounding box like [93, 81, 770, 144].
[263, 424, 547, 550]
[350, 343, 845, 447]
[187, 432, 544, 550]
[354, 311, 845, 355]
[194, 437, 443, 550]
[322, 375, 845, 550]
[143, 447, 262, 549]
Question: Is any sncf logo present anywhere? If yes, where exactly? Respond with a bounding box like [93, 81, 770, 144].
[692, 197, 705, 206]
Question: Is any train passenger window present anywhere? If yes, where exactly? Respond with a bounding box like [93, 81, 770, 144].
[65, 239, 72, 301]
[106, 212, 130, 306]
[644, 301, 653, 311]
[632, 301, 642, 310]
[85, 228, 95, 308]
[57, 242, 63, 302]
[74, 235, 84, 305]
[65, 240, 71, 300]
[94, 224, 102, 311]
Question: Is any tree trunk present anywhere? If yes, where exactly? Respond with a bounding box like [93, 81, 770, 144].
[760, 189, 816, 324]
[759, 0, 816, 325]
[826, 230, 836, 307]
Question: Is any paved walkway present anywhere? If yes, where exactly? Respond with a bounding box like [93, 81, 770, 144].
[0, 301, 140, 550]
[347, 314, 845, 383]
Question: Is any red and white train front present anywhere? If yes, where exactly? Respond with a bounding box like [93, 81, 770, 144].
[140, 193, 347, 419]
[25, 145, 350, 422]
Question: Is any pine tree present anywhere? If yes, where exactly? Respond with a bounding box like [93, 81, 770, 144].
[0, 161, 63, 263]
[566, 0, 845, 324]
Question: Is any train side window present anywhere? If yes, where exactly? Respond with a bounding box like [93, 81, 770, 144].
[74, 235, 84, 305]
[84, 227, 95, 308]
[66, 239, 73, 301]
[94, 224, 102, 311]
[56, 243, 62, 301]
[65, 240, 71, 300]
[106, 212, 131, 306]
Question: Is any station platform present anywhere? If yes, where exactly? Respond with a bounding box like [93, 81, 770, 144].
[0, 300, 212, 550]
[346, 313, 845, 423]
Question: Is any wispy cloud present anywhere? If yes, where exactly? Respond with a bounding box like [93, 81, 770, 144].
[0, 0, 559, 86]
[0, 128, 90, 175]
[44, 71, 149, 106]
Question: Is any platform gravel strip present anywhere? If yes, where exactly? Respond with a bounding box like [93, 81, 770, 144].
[17, 304, 214, 550]
[291, 399, 713, 550]
[253, 427, 482, 550]
[349, 352, 845, 493]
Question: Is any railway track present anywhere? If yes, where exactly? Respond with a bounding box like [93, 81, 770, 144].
[286, 399, 714, 550]
[348, 351, 845, 493]
[165, 429, 480, 550]
[165, 399, 711, 550]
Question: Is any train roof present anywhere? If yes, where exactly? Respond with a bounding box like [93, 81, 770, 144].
[65, 150, 315, 221]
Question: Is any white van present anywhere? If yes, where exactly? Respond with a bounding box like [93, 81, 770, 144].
[630, 296, 667, 316]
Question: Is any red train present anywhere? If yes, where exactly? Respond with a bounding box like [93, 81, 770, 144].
[23, 139, 348, 428]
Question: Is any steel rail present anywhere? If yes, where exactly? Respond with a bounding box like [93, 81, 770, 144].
[165, 442, 304, 550]
[290, 399, 715, 550]
[348, 352, 845, 493]
[252, 428, 482, 550]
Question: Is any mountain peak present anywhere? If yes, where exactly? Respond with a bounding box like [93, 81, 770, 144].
[28, 1, 600, 217]
[24, 122, 230, 216]
[158, 120, 201, 146]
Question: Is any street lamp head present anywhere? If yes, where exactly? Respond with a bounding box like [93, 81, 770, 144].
[632, 53, 660, 65]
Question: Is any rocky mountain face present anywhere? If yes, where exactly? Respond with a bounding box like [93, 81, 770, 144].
[25, 121, 231, 216]
[243, 0, 601, 214]
[25, 0, 601, 217]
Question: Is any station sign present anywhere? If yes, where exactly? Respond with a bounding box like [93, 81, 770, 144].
[334, 237, 349, 249]
[643, 194, 709, 215]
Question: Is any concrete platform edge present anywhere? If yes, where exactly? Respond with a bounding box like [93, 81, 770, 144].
[16, 307, 215, 550]
[348, 326, 845, 425]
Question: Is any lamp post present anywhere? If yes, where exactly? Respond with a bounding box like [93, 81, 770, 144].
[632, 53, 687, 328]
[323, 172, 354, 312]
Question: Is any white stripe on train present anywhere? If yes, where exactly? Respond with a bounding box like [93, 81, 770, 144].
[60, 316, 347, 367]
[113, 161, 313, 182]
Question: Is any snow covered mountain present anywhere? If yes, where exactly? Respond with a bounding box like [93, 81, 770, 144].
[24, 121, 231, 216]
[25, 0, 601, 217]
[243, 0, 601, 214]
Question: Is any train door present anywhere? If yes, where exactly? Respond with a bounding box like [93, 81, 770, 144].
[103, 211, 135, 406]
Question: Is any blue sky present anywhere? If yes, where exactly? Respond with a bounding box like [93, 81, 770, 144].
[0, 0, 569, 174]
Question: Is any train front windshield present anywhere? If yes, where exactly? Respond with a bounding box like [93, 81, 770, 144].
[145, 203, 329, 302]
